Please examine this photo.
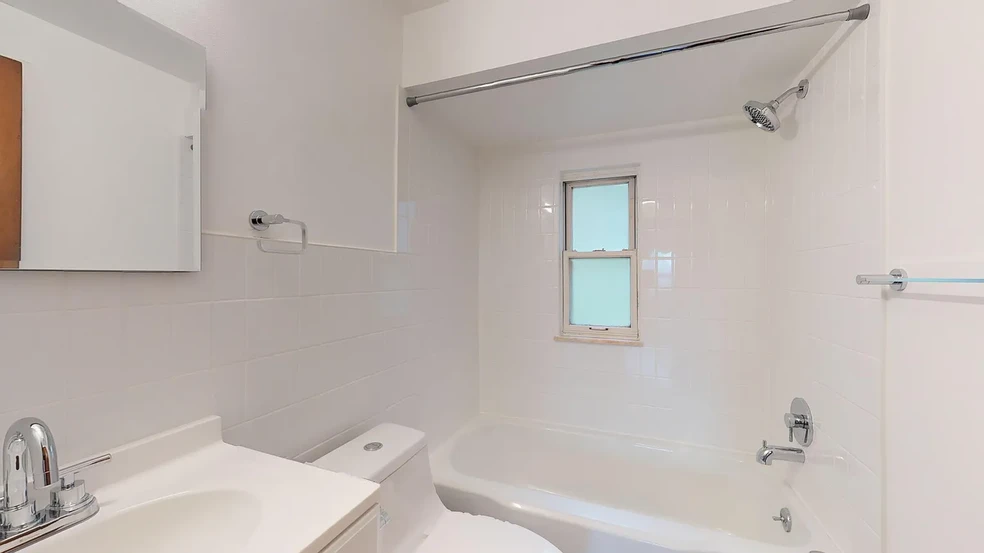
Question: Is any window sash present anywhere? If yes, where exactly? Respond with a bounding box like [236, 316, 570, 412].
[565, 177, 636, 252]
[562, 252, 639, 340]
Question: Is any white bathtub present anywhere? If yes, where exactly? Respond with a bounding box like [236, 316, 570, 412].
[431, 416, 836, 553]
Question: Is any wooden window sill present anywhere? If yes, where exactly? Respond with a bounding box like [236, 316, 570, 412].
[554, 335, 643, 347]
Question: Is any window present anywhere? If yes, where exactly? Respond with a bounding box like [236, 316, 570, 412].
[562, 176, 638, 342]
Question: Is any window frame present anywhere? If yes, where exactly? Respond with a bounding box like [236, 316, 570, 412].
[561, 176, 639, 341]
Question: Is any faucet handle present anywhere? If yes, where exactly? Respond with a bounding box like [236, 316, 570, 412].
[784, 398, 814, 447]
[784, 412, 812, 443]
[52, 453, 111, 513]
[59, 453, 111, 487]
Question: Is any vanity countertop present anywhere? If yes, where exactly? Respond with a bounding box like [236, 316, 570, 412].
[30, 417, 379, 553]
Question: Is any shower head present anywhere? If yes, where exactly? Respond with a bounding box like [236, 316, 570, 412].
[743, 79, 810, 133]
[743, 101, 781, 133]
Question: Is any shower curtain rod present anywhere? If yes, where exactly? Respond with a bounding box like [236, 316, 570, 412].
[406, 4, 870, 107]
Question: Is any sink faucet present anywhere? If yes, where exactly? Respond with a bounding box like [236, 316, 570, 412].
[3, 418, 61, 528]
[756, 440, 806, 465]
[0, 417, 111, 552]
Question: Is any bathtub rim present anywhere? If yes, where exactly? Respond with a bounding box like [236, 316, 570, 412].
[431, 414, 840, 553]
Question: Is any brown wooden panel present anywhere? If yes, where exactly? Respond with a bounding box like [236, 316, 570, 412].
[0, 54, 22, 268]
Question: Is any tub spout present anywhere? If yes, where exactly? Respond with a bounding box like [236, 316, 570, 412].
[756, 440, 805, 465]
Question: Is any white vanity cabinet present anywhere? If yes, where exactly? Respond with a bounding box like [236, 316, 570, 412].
[320, 506, 380, 553]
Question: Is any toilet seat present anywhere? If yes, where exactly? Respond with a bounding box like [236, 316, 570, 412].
[416, 511, 561, 553]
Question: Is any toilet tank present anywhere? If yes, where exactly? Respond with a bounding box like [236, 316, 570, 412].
[312, 424, 446, 553]
[312, 423, 427, 483]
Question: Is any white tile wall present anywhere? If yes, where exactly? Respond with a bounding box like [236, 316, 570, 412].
[476, 8, 885, 551]
[478, 124, 773, 451]
[0, 115, 480, 465]
[766, 4, 884, 552]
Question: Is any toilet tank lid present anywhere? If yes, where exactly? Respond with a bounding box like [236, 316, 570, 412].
[311, 423, 427, 483]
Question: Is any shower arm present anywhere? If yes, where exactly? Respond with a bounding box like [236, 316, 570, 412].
[406, 4, 870, 107]
[772, 87, 800, 106]
[771, 82, 809, 107]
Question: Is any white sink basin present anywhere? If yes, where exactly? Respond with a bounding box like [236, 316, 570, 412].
[24, 417, 379, 553]
[32, 490, 261, 553]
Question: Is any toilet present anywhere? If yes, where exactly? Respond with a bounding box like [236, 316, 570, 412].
[311, 423, 561, 553]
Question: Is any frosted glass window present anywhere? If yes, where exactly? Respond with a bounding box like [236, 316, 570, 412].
[562, 175, 637, 340]
[571, 183, 630, 251]
[570, 257, 632, 327]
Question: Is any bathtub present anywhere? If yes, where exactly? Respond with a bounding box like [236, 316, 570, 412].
[430, 416, 836, 553]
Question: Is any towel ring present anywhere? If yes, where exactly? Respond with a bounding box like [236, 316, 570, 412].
[249, 210, 308, 255]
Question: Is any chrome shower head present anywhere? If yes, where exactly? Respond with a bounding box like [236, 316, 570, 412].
[743, 101, 781, 133]
[743, 79, 810, 133]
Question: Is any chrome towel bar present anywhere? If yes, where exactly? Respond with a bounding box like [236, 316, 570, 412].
[856, 269, 984, 292]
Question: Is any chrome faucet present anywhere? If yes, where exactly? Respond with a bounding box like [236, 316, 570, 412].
[0, 418, 110, 552]
[756, 440, 806, 465]
[2, 418, 61, 529]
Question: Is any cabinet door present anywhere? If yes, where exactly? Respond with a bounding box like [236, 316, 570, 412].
[320, 505, 379, 553]
[0, 54, 21, 268]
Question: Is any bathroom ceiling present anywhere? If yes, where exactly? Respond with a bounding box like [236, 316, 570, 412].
[406, 0, 863, 148]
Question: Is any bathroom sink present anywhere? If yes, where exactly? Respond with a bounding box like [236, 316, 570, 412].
[30, 490, 261, 553]
[18, 417, 379, 553]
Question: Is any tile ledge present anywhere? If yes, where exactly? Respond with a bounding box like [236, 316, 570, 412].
[554, 335, 643, 347]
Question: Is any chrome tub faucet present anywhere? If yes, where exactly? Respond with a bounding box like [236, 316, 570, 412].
[757, 397, 813, 466]
[0, 418, 110, 552]
[756, 440, 806, 465]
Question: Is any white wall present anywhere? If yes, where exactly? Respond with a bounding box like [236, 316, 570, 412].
[882, 1, 984, 552]
[476, 7, 887, 552]
[0, 0, 480, 464]
[479, 122, 772, 450]
[122, 0, 403, 251]
[766, 4, 884, 551]
[1, 3, 201, 271]
[402, 0, 787, 87]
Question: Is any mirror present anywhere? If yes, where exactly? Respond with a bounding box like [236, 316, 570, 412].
[0, 0, 205, 271]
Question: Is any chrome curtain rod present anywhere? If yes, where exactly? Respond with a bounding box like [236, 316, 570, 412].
[406, 4, 871, 107]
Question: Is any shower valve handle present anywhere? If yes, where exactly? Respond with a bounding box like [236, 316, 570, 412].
[784, 413, 810, 442]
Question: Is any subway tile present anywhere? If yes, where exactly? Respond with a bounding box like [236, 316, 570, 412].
[245, 352, 297, 420]
[206, 235, 247, 301]
[272, 254, 300, 298]
[210, 301, 248, 366]
[171, 303, 212, 373]
[61, 308, 125, 399]
[209, 362, 247, 428]
[0, 271, 63, 313]
[0, 311, 69, 410]
[321, 248, 373, 294]
[59, 272, 122, 310]
[171, 270, 211, 305]
[298, 249, 323, 297]
[121, 272, 175, 306]
[246, 298, 299, 358]
[121, 305, 172, 386]
[297, 296, 324, 348]
[245, 244, 275, 299]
